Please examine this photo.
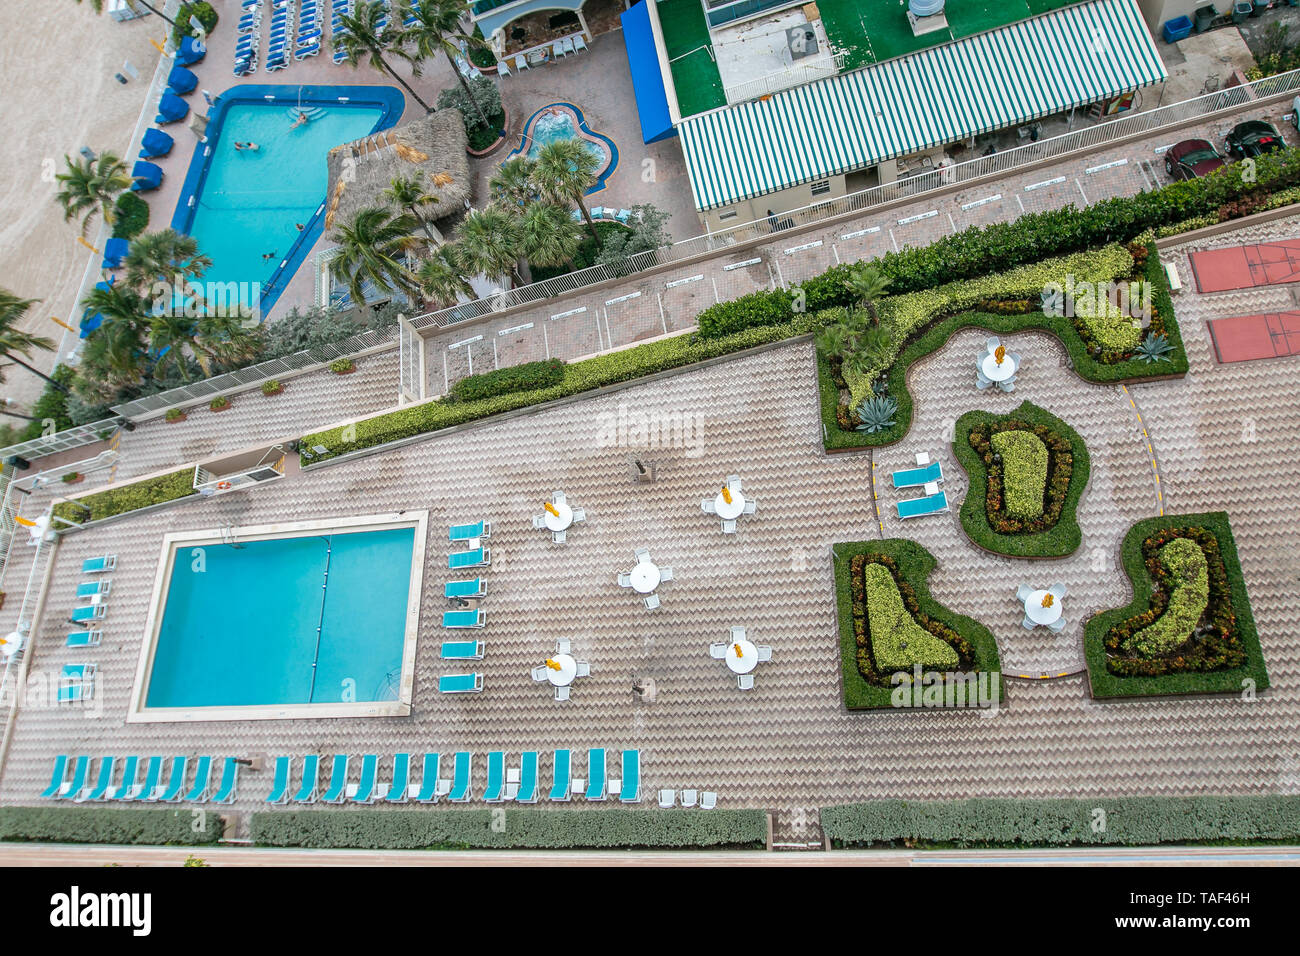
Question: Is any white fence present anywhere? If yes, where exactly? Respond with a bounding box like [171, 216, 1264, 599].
[724, 51, 846, 105]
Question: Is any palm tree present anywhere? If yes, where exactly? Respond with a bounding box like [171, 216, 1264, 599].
[330, 207, 424, 306]
[514, 203, 582, 282]
[195, 313, 265, 375]
[531, 139, 603, 245]
[384, 175, 442, 244]
[122, 229, 213, 299]
[417, 248, 474, 309]
[334, 2, 434, 113]
[489, 157, 536, 210]
[74, 0, 175, 27]
[399, 0, 492, 128]
[814, 321, 856, 362]
[148, 311, 200, 382]
[79, 284, 152, 388]
[54, 152, 132, 235]
[843, 263, 891, 326]
[0, 290, 60, 391]
[453, 207, 521, 287]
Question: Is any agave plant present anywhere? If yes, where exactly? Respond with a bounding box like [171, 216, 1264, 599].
[853, 395, 898, 433]
[1135, 332, 1174, 364]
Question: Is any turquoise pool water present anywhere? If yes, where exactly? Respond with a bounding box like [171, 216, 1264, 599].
[508, 103, 618, 194]
[145, 528, 415, 709]
[522, 110, 609, 168]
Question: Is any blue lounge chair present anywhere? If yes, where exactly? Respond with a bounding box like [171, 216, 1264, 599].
[585, 748, 607, 801]
[448, 547, 490, 570]
[181, 756, 213, 802]
[109, 756, 141, 800]
[320, 755, 349, 803]
[383, 753, 411, 803]
[292, 754, 320, 803]
[212, 757, 239, 804]
[101, 237, 129, 270]
[166, 65, 198, 94]
[619, 750, 640, 803]
[444, 578, 485, 600]
[57, 684, 89, 704]
[71, 605, 105, 622]
[442, 609, 485, 628]
[130, 161, 164, 192]
[449, 520, 489, 542]
[483, 751, 505, 802]
[77, 756, 116, 802]
[154, 93, 189, 125]
[438, 672, 483, 693]
[440, 639, 484, 660]
[176, 36, 206, 66]
[515, 751, 539, 803]
[414, 753, 441, 803]
[891, 460, 944, 489]
[66, 630, 102, 647]
[139, 128, 174, 159]
[349, 754, 378, 803]
[896, 491, 950, 519]
[82, 555, 116, 573]
[549, 749, 571, 802]
[76, 580, 111, 599]
[55, 756, 90, 800]
[266, 757, 292, 804]
[40, 755, 71, 799]
[448, 752, 472, 802]
[157, 757, 188, 802]
[131, 757, 163, 800]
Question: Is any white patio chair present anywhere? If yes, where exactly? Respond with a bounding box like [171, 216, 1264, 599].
[575, 660, 590, 678]
[571, 508, 586, 523]
[514, 54, 528, 71]
[1048, 583, 1068, 599]
[1007, 351, 1022, 367]
[730, 626, 746, 642]
[709, 642, 727, 659]
[1021, 616, 1036, 630]
[742, 499, 757, 515]
[998, 380, 1016, 393]
[701, 498, 717, 514]
[659, 566, 674, 582]
[532, 514, 546, 530]
[560, 37, 575, 56]
[986, 336, 1001, 353]
[699, 791, 717, 810]
[915, 451, 931, 466]
[552, 529, 566, 544]
[756, 645, 772, 663]
[554, 685, 570, 702]
[726, 474, 741, 490]
[552, 39, 566, 58]
[644, 593, 660, 610]
[531, 666, 548, 682]
[1047, 617, 1066, 633]
[721, 518, 737, 534]
[617, 572, 632, 588]
[556, 638, 571, 655]
[634, 547, 650, 563]
[976, 375, 993, 391]
[496, 59, 511, 76]
[737, 674, 755, 690]
[680, 789, 698, 808]
[573, 33, 588, 53]
[504, 782, 519, 800]
[553, 490, 566, 506]
[1016, 584, 1033, 602]
[658, 789, 675, 808]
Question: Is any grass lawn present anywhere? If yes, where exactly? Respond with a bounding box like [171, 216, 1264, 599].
[656, 0, 727, 116]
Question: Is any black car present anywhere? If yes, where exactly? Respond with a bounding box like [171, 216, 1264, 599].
[1225, 120, 1284, 159]
[1165, 139, 1226, 181]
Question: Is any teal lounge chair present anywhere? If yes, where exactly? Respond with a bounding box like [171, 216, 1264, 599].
[896, 491, 950, 519]
[414, 753, 441, 803]
[82, 555, 116, 573]
[40, 755, 70, 799]
[266, 757, 292, 804]
[63, 663, 95, 682]
[181, 756, 213, 802]
[448, 547, 490, 569]
[442, 609, 485, 628]
[320, 755, 349, 803]
[445, 578, 485, 600]
[76, 580, 112, 598]
[292, 755, 320, 803]
[483, 751, 506, 802]
[77, 756, 116, 803]
[515, 751, 539, 803]
[57, 683, 91, 704]
[349, 754, 378, 803]
[440, 639, 484, 660]
[130, 757, 163, 800]
[212, 757, 239, 804]
[383, 753, 411, 803]
[109, 756, 141, 800]
[157, 757, 188, 802]
[438, 672, 483, 693]
[449, 520, 490, 542]
[891, 460, 943, 489]
[619, 750, 640, 803]
[56, 756, 90, 800]
[549, 749, 571, 802]
[585, 748, 607, 801]
[448, 752, 472, 802]
[71, 605, 105, 623]
[66, 630, 102, 647]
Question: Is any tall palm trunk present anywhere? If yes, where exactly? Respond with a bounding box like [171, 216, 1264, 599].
[574, 192, 601, 245]
[443, 49, 491, 128]
[135, 1, 177, 26]
[407, 205, 439, 244]
[376, 53, 434, 113]
[2, 352, 69, 393]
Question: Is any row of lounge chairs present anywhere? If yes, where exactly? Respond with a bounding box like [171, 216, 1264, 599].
[265, 749, 640, 804]
[61, 555, 118, 701]
[444, 521, 490, 685]
[42, 755, 239, 803]
[498, 33, 588, 76]
[892, 452, 950, 519]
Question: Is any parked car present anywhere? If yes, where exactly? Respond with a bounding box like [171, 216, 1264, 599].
[1165, 139, 1226, 180]
[1225, 120, 1284, 159]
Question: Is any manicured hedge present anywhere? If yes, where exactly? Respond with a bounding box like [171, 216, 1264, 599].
[0, 806, 223, 845]
[1084, 512, 1269, 698]
[53, 468, 197, 524]
[18, 365, 77, 441]
[300, 314, 822, 463]
[1124, 538, 1209, 657]
[251, 808, 766, 850]
[990, 429, 1048, 520]
[111, 192, 149, 240]
[449, 358, 565, 403]
[822, 796, 1300, 848]
[834, 539, 1002, 710]
[952, 402, 1090, 559]
[172, 2, 218, 43]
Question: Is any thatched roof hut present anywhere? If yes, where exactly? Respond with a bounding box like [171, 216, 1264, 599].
[324, 108, 473, 233]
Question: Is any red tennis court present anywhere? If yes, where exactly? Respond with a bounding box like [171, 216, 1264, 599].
[1207, 310, 1300, 363]
[1189, 239, 1300, 293]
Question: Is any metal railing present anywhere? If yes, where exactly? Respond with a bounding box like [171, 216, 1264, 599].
[724, 51, 846, 105]
[0, 463, 16, 587]
[0, 419, 121, 467]
[0, 532, 53, 711]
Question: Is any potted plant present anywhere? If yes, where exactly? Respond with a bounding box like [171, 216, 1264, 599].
[165, 408, 187, 424]
[210, 396, 232, 412]
[262, 379, 284, 396]
[0, 592, 6, 610]
[330, 358, 356, 375]
[62, 472, 84, 485]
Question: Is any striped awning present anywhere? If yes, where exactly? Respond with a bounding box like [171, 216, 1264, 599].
[678, 0, 1166, 211]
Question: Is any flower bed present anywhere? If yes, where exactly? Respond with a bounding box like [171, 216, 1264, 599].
[1084, 513, 1269, 698]
[52, 468, 198, 525]
[834, 539, 1002, 710]
[952, 402, 1089, 558]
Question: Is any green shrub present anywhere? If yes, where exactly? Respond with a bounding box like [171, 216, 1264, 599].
[164, 408, 185, 422]
[990, 429, 1048, 520]
[530, 221, 630, 282]
[329, 358, 355, 374]
[251, 808, 766, 850]
[53, 468, 197, 525]
[172, 2, 219, 43]
[450, 359, 565, 403]
[18, 366, 76, 441]
[862, 563, 960, 671]
[209, 395, 230, 411]
[467, 25, 495, 69]
[61, 472, 81, 483]
[822, 796, 1300, 848]
[437, 76, 504, 145]
[696, 289, 795, 339]
[1123, 538, 1209, 657]
[0, 807, 222, 845]
[262, 379, 282, 395]
[111, 192, 149, 240]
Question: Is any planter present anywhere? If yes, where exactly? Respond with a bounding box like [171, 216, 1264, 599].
[210, 401, 232, 412]
[332, 367, 356, 376]
[0, 592, 6, 610]
[466, 108, 511, 158]
[262, 384, 285, 396]
[62, 475, 85, 486]
[165, 413, 187, 425]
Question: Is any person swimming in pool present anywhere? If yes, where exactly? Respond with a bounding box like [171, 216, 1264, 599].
[290, 111, 311, 130]
[234, 141, 261, 151]
[262, 251, 277, 262]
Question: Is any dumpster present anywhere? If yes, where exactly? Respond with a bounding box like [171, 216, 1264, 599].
[1232, 1, 1252, 22]
[1194, 4, 1218, 31]
[1163, 15, 1194, 41]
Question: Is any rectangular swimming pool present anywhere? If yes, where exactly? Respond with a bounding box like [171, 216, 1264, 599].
[129, 513, 427, 722]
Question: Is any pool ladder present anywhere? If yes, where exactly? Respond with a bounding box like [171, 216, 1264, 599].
[220, 526, 242, 548]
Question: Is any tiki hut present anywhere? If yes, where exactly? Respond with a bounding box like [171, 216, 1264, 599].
[324, 108, 473, 238]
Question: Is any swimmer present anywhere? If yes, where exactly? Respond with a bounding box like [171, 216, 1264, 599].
[290, 111, 310, 129]
[295, 223, 305, 231]
[262, 251, 277, 262]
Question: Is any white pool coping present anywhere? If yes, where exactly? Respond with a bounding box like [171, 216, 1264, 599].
[127, 511, 428, 723]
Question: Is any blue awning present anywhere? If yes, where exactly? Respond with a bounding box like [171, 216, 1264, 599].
[621, 1, 676, 144]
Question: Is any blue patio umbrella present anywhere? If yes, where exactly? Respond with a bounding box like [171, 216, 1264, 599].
[130, 161, 164, 192]
[79, 280, 116, 338]
[101, 238, 129, 270]
[175, 36, 206, 66]
[139, 128, 174, 159]
[155, 92, 189, 125]
[166, 65, 198, 95]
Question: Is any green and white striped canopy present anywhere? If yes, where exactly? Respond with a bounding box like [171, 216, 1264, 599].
[678, 0, 1166, 212]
